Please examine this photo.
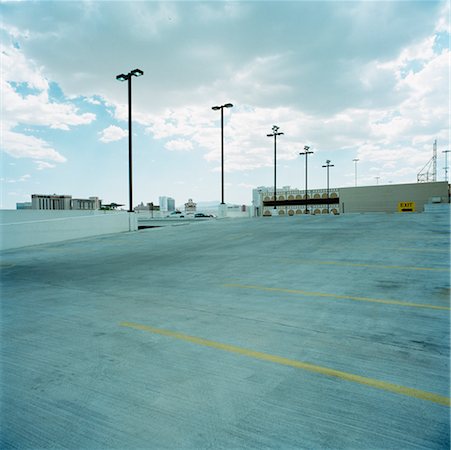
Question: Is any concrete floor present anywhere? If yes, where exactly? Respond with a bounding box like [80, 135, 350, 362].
[1, 212, 450, 449]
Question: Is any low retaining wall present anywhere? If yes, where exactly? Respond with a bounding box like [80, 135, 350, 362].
[0, 210, 138, 251]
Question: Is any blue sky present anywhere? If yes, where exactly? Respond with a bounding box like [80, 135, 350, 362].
[1, 0, 450, 209]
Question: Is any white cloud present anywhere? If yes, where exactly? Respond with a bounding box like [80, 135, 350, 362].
[35, 161, 56, 170]
[98, 125, 128, 143]
[2, 127, 66, 162]
[1, 36, 95, 162]
[0, 0, 448, 202]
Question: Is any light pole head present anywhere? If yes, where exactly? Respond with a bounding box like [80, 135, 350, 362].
[304, 146, 310, 151]
[130, 69, 144, 77]
[212, 106, 221, 110]
[224, 103, 233, 108]
[272, 125, 279, 133]
[116, 73, 128, 82]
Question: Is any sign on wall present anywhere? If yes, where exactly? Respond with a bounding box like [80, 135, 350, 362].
[398, 202, 416, 212]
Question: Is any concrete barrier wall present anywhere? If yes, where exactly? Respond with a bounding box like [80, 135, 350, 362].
[0, 210, 138, 251]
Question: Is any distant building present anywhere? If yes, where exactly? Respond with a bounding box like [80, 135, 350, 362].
[16, 202, 32, 210]
[184, 198, 197, 213]
[134, 202, 160, 212]
[252, 186, 339, 216]
[159, 196, 175, 212]
[72, 197, 101, 210]
[31, 194, 101, 210]
[32, 194, 72, 210]
[252, 181, 449, 216]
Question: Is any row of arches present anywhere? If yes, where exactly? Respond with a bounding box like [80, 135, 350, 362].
[264, 193, 338, 201]
[263, 208, 339, 216]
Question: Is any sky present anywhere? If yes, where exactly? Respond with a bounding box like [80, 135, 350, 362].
[1, 0, 450, 209]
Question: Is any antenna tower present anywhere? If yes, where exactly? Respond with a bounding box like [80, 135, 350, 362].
[417, 140, 437, 183]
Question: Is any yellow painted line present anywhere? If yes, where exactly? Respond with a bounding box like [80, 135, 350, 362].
[120, 321, 450, 407]
[283, 259, 449, 272]
[223, 284, 451, 311]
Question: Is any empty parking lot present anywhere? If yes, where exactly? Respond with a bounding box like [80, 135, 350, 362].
[1, 212, 450, 449]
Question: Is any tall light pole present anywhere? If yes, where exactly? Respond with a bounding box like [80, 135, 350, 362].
[375, 176, 380, 185]
[299, 146, 313, 213]
[353, 158, 359, 187]
[267, 125, 284, 210]
[322, 159, 334, 213]
[443, 150, 450, 182]
[116, 68, 144, 212]
[212, 103, 233, 205]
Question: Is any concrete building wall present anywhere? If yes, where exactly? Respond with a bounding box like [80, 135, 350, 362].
[339, 182, 449, 214]
[0, 210, 138, 251]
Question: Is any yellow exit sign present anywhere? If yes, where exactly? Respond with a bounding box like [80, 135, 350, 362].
[398, 202, 416, 212]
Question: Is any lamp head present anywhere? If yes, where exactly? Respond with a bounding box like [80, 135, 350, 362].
[116, 74, 128, 82]
[212, 106, 221, 111]
[131, 69, 144, 77]
[304, 145, 310, 151]
[224, 103, 233, 108]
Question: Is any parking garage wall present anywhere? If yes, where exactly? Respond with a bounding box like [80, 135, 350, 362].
[339, 182, 449, 213]
[0, 210, 138, 251]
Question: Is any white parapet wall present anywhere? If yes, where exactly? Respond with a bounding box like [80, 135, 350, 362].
[0, 210, 138, 251]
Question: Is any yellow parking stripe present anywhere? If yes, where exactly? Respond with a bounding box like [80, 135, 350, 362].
[283, 259, 449, 272]
[120, 321, 450, 407]
[223, 284, 450, 311]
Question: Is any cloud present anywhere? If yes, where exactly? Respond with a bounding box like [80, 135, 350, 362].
[2, 128, 66, 162]
[98, 125, 128, 143]
[5, 1, 442, 114]
[35, 161, 56, 170]
[1, 29, 96, 162]
[1, 0, 448, 190]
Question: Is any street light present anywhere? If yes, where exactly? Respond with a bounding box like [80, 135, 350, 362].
[353, 158, 359, 187]
[299, 146, 313, 213]
[211, 103, 233, 204]
[322, 159, 334, 213]
[267, 125, 284, 210]
[116, 68, 144, 212]
[375, 176, 380, 185]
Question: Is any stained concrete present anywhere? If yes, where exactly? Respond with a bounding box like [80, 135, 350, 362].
[1, 212, 450, 449]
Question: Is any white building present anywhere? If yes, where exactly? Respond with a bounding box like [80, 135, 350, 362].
[31, 194, 101, 210]
[159, 196, 175, 212]
[72, 197, 101, 210]
[32, 194, 72, 210]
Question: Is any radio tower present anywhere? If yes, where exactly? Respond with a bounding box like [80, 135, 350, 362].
[417, 140, 437, 182]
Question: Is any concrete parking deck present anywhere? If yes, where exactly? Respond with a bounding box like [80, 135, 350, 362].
[1, 212, 450, 449]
